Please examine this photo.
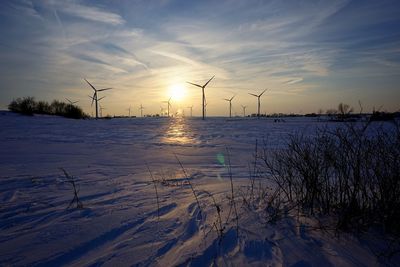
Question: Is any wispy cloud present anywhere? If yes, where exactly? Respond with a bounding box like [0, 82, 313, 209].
[0, 0, 399, 113]
[50, 0, 125, 25]
[6, 0, 42, 19]
[284, 78, 304, 85]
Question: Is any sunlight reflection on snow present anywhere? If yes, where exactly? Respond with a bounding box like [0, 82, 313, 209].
[162, 117, 198, 145]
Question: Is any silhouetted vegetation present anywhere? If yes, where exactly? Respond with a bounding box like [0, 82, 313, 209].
[60, 168, 83, 209]
[370, 111, 398, 122]
[323, 102, 364, 121]
[8, 96, 36, 115]
[8, 97, 88, 119]
[261, 121, 400, 237]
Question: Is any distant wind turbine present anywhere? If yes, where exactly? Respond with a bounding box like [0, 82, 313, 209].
[84, 78, 112, 119]
[187, 75, 214, 120]
[241, 105, 247, 117]
[88, 95, 106, 102]
[162, 97, 172, 117]
[65, 98, 79, 105]
[88, 95, 106, 118]
[223, 95, 235, 118]
[160, 106, 165, 116]
[249, 89, 267, 118]
[187, 105, 193, 117]
[127, 106, 132, 117]
[139, 104, 144, 117]
[99, 104, 106, 117]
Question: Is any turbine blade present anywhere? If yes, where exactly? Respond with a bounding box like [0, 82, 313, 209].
[98, 96, 106, 101]
[65, 98, 71, 104]
[259, 89, 268, 97]
[249, 93, 258, 97]
[84, 78, 96, 91]
[230, 95, 235, 101]
[98, 88, 112, 92]
[203, 75, 215, 88]
[187, 82, 203, 88]
[223, 98, 230, 101]
[72, 101, 79, 104]
[88, 95, 95, 106]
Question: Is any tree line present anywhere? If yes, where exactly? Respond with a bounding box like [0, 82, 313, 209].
[8, 97, 88, 119]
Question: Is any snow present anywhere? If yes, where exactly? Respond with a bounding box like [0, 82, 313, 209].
[0, 111, 393, 266]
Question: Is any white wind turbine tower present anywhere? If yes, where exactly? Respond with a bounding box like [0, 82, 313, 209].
[162, 97, 172, 117]
[187, 75, 214, 120]
[187, 105, 193, 117]
[65, 98, 79, 105]
[84, 78, 112, 119]
[127, 106, 132, 117]
[139, 104, 144, 117]
[223, 95, 235, 118]
[249, 89, 267, 118]
[241, 105, 247, 117]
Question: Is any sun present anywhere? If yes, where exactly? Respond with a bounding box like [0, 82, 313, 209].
[169, 84, 186, 101]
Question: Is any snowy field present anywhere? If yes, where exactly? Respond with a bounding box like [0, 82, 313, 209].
[0, 111, 390, 266]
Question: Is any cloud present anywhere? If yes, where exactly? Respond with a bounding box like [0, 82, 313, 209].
[1, 0, 399, 114]
[6, 0, 42, 19]
[150, 50, 201, 67]
[284, 78, 304, 85]
[49, 0, 125, 25]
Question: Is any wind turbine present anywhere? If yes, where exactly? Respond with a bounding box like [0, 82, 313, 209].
[65, 98, 79, 105]
[187, 75, 214, 120]
[84, 78, 112, 119]
[162, 97, 172, 117]
[223, 95, 235, 118]
[88, 95, 106, 118]
[160, 106, 165, 116]
[139, 104, 144, 117]
[127, 106, 132, 117]
[249, 89, 267, 118]
[241, 105, 247, 117]
[99, 104, 106, 117]
[187, 105, 193, 117]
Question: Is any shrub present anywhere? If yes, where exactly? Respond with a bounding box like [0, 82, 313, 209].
[50, 100, 67, 116]
[8, 97, 36, 115]
[261, 121, 400, 235]
[8, 97, 87, 119]
[64, 103, 87, 119]
[36, 100, 51, 114]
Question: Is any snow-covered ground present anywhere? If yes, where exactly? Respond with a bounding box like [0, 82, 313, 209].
[0, 111, 392, 266]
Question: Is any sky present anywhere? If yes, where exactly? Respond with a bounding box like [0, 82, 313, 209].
[0, 0, 399, 116]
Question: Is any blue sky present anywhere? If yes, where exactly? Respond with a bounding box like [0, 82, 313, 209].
[0, 0, 399, 116]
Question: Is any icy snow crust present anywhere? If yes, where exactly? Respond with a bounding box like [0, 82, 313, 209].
[0, 112, 382, 266]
